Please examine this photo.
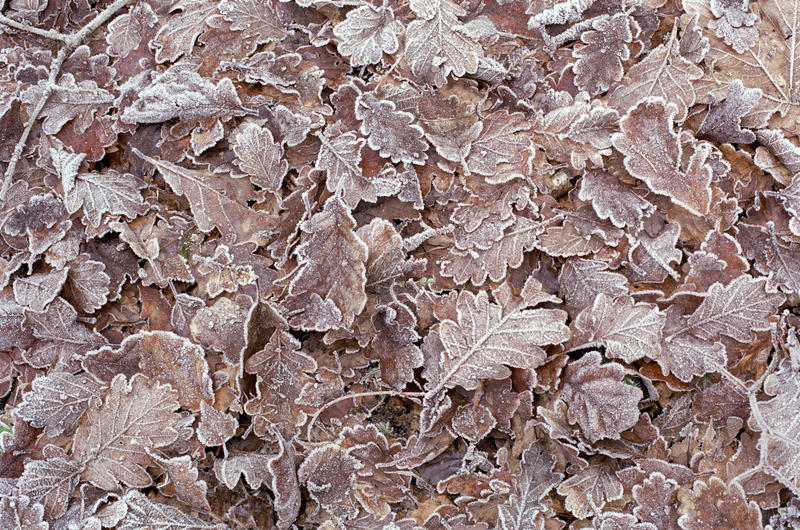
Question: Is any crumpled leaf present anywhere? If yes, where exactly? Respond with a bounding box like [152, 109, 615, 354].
[72, 374, 181, 490]
[121, 66, 251, 125]
[118, 490, 225, 530]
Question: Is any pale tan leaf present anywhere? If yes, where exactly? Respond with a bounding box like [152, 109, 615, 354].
[557, 457, 624, 518]
[333, 1, 402, 66]
[16, 372, 103, 437]
[13, 268, 67, 313]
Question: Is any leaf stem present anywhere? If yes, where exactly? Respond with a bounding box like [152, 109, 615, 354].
[304, 390, 424, 441]
[0, 0, 134, 200]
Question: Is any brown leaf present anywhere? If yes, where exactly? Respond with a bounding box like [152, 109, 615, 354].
[497, 441, 562, 529]
[697, 79, 761, 144]
[678, 476, 761, 529]
[64, 170, 147, 229]
[571, 294, 665, 363]
[572, 13, 636, 95]
[333, 2, 402, 66]
[64, 254, 110, 313]
[355, 92, 428, 166]
[613, 98, 712, 216]
[85, 330, 212, 411]
[558, 258, 628, 315]
[559, 351, 643, 443]
[578, 170, 654, 229]
[289, 195, 368, 326]
[119, 490, 224, 530]
[148, 452, 211, 512]
[557, 457, 623, 518]
[232, 122, 287, 195]
[16, 372, 102, 437]
[197, 400, 237, 447]
[73, 374, 181, 490]
[13, 268, 67, 313]
[24, 297, 108, 371]
[135, 150, 274, 246]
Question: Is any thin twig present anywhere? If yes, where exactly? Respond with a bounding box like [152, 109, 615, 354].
[0, 13, 70, 43]
[304, 390, 425, 441]
[0, 0, 134, 200]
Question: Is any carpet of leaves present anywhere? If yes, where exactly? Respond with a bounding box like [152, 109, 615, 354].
[1, 0, 800, 528]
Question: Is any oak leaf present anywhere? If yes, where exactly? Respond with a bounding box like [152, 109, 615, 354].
[613, 98, 712, 216]
[333, 1, 402, 66]
[73, 374, 181, 490]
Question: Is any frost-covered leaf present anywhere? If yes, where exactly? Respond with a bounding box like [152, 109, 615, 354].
[218, 0, 287, 45]
[687, 275, 784, 343]
[148, 452, 210, 513]
[72, 374, 181, 490]
[738, 222, 800, 295]
[333, 1, 402, 66]
[426, 290, 568, 396]
[13, 269, 67, 313]
[121, 67, 250, 125]
[119, 491, 225, 530]
[608, 29, 704, 121]
[24, 297, 108, 371]
[558, 258, 629, 315]
[697, 79, 761, 144]
[465, 110, 530, 177]
[572, 294, 665, 363]
[355, 92, 428, 165]
[64, 170, 147, 229]
[573, 13, 635, 95]
[191, 244, 256, 299]
[289, 195, 368, 326]
[151, 0, 218, 63]
[613, 98, 712, 216]
[677, 476, 761, 529]
[578, 170, 654, 229]
[19, 451, 80, 520]
[559, 351, 642, 442]
[21, 74, 113, 135]
[498, 441, 562, 529]
[232, 122, 287, 194]
[197, 400, 237, 447]
[405, 0, 490, 86]
[557, 457, 624, 518]
[16, 372, 102, 437]
[65, 254, 110, 313]
[135, 150, 274, 246]
[315, 128, 377, 208]
[105, 1, 158, 57]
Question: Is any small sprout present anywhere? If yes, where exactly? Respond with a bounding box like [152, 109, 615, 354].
[417, 276, 435, 285]
[622, 374, 642, 387]
[376, 421, 392, 436]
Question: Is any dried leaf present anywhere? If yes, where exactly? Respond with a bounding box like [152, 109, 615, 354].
[612, 98, 712, 216]
[119, 490, 224, 530]
[355, 92, 428, 165]
[289, 195, 368, 326]
[64, 170, 147, 228]
[333, 1, 402, 66]
[73, 374, 181, 490]
[572, 294, 665, 363]
[16, 372, 102, 437]
[559, 351, 643, 442]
